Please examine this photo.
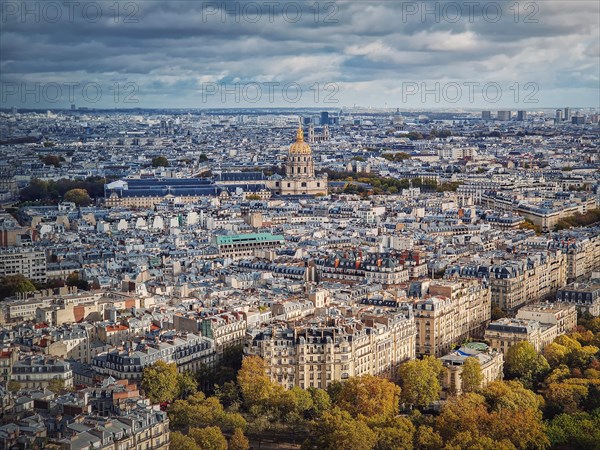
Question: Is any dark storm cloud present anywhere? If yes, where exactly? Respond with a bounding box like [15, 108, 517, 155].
[1, 0, 598, 108]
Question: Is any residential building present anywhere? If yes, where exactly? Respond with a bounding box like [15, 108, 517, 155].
[246, 308, 416, 389]
[439, 342, 503, 397]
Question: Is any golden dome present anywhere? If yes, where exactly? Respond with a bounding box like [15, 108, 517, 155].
[289, 124, 312, 155]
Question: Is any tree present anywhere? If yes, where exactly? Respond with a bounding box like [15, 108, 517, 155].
[198, 154, 209, 163]
[543, 342, 570, 368]
[66, 272, 90, 291]
[491, 306, 507, 320]
[189, 427, 227, 450]
[504, 341, 550, 389]
[152, 156, 169, 167]
[237, 356, 275, 408]
[310, 407, 376, 450]
[142, 360, 180, 404]
[177, 371, 198, 399]
[436, 384, 549, 450]
[47, 378, 65, 393]
[168, 391, 246, 432]
[367, 415, 415, 450]
[246, 194, 261, 200]
[414, 425, 443, 450]
[64, 188, 92, 206]
[546, 411, 600, 450]
[0, 274, 37, 299]
[336, 375, 401, 418]
[308, 387, 331, 417]
[7, 380, 21, 392]
[461, 357, 483, 393]
[228, 428, 249, 450]
[170, 431, 200, 450]
[397, 356, 444, 408]
[41, 154, 62, 167]
[544, 381, 588, 414]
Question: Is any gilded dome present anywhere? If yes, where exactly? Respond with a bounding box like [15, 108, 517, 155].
[289, 124, 312, 155]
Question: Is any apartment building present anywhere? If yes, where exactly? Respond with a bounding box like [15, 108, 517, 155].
[451, 252, 567, 314]
[11, 355, 73, 389]
[557, 282, 600, 316]
[246, 309, 416, 389]
[414, 278, 491, 357]
[316, 251, 410, 287]
[516, 302, 577, 336]
[549, 231, 600, 281]
[0, 348, 19, 383]
[59, 406, 170, 450]
[174, 310, 247, 356]
[485, 317, 556, 353]
[92, 334, 216, 380]
[0, 248, 47, 283]
[439, 342, 503, 397]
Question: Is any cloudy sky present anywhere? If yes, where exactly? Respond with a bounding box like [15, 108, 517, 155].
[1, 0, 599, 109]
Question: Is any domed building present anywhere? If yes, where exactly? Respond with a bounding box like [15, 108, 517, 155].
[270, 123, 328, 196]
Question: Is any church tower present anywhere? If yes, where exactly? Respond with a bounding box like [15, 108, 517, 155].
[275, 121, 328, 196]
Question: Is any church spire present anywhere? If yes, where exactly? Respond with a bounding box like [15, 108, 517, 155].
[296, 118, 304, 142]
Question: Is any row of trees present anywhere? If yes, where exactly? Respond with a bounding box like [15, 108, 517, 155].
[19, 177, 109, 205]
[340, 175, 460, 196]
[0, 272, 93, 300]
[554, 208, 600, 231]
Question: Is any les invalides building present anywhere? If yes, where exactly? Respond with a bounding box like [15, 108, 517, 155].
[268, 124, 328, 196]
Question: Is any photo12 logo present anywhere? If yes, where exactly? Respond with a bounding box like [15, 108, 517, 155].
[200, 82, 340, 104]
[401, 82, 540, 104]
[400, 1, 539, 24]
[1, 81, 140, 105]
[1, 1, 140, 23]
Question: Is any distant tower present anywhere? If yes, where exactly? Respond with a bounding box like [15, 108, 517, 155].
[555, 109, 563, 123]
[308, 125, 315, 144]
[564, 107, 571, 121]
[323, 124, 330, 140]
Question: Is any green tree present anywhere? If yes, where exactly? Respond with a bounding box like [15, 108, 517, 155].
[504, 341, 550, 389]
[170, 431, 200, 450]
[397, 356, 444, 408]
[237, 356, 276, 409]
[177, 371, 198, 399]
[336, 375, 401, 418]
[47, 378, 65, 393]
[7, 380, 21, 392]
[543, 342, 570, 368]
[310, 407, 376, 450]
[461, 357, 483, 393]
[0, 274, 37, 299]
[198, 154, 209, 163]
[152, 156, 169, 167]
[308, 387, 331, 417]
[168, 391, 246, 432]
[142, 360, 180, 404]
[228, 428, 249, 450]
[367, 415, 415, 450]
[41, 154, 62, 167]
[66, 272, 90, 290]
[64, 188, 92, 206]
[189, 427, 227, 450]
[546, 411, 600, 450]
[414, 425, 443, 450]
